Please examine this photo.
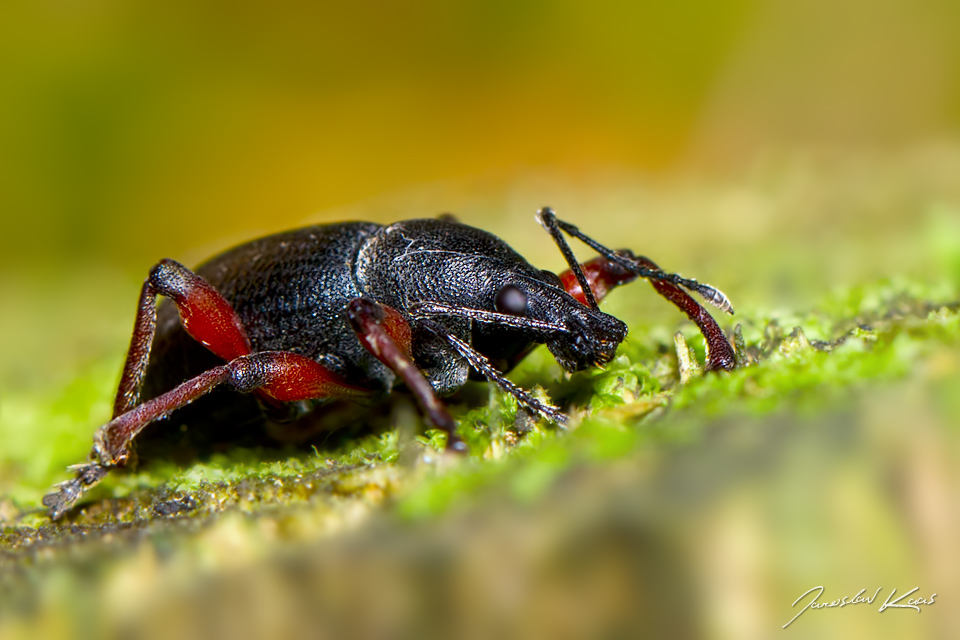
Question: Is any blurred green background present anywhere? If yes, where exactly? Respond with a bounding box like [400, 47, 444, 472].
[2, 1, 960, 639]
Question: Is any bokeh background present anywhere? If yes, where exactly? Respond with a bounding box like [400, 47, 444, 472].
[2, 1, 960, 638]
[2, 0, 959, 269]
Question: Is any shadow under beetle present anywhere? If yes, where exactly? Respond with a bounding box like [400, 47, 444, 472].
[44, 207, 736, 519]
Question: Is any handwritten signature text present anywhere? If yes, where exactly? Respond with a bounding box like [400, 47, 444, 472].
[783, 586, 936, 628]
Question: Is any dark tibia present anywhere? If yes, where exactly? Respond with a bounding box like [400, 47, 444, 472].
[45, 351, 369, 519]
[346, 298, 466, 452]
[114, 259, 253, 418]
[419, 319, 569, 426]
[114, 283, 158, 417]
[410, 302, 567, 334]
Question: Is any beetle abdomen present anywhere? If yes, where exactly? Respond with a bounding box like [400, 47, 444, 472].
[140, 222, 384, 423]
[196, 222, 381, 359]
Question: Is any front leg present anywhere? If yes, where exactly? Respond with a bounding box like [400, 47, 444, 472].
[559, 253, 736, 371]
[538, 208, 736, 371]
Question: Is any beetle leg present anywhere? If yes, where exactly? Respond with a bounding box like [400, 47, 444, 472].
[538, 208, 734, 314]
[436, 212, 459, 223]
[556, 254, 638, 307]
[113, 258, 253, 418]
[345, 298, 467, 452]
[418, 319, 568, 426]
[558, 253, 736, 371]
[537, 207, 736, 371]
[44, 351, 370, 519]
[630, 254, 735, 371]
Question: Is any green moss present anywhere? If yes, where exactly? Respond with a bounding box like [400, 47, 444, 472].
[2, 278, 957, 542]
[3, 161, 960, 636]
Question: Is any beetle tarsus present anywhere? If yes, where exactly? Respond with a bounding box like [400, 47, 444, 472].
[42, 461, 109, 520]
[446, 437, 469, 453]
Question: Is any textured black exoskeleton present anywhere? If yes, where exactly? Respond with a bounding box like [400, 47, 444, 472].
[44, 208, 735, 519]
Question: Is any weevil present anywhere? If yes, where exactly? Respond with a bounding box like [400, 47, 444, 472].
[43, 208, 735, 519]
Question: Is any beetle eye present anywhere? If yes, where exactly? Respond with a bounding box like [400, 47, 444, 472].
[495, 284, 528, 316]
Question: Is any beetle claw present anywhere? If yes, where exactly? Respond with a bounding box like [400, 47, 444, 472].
[445, 437, 469, 454]
[42, 462, 108, 520]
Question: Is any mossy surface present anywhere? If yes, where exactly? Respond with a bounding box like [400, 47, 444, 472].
[3, 283, 950, 535]
[2, 153, 960, 638]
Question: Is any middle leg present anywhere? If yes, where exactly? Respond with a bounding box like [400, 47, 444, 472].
[345, 298, 467, 452]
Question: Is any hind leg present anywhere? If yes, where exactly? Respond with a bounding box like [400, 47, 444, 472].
[44, 350, 370, 519]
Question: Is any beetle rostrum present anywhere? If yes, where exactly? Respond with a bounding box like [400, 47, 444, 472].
[43, 207, 736, 519]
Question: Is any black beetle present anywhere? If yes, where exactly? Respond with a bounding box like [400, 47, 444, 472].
[44, 207, 735, 519]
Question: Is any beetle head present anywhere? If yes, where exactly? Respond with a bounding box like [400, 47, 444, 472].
[544, 300, 627, 372]
[482, 269, 628, 373]
[362, 219, 630, 373]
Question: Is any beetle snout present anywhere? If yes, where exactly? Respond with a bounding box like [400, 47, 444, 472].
[587, 313, 627, 366]
[547, 310, 627, 372]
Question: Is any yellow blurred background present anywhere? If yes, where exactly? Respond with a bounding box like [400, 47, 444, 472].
[2, 2, 960, 639]
[1, 0, 958, 270]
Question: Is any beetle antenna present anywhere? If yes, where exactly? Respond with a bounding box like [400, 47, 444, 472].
[410, 302, 569, 334]
[678, 280, 734, 315]
[538, 208, 735, 315]
[536, 207, 600, 310]
[420, 319, 569, 426]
